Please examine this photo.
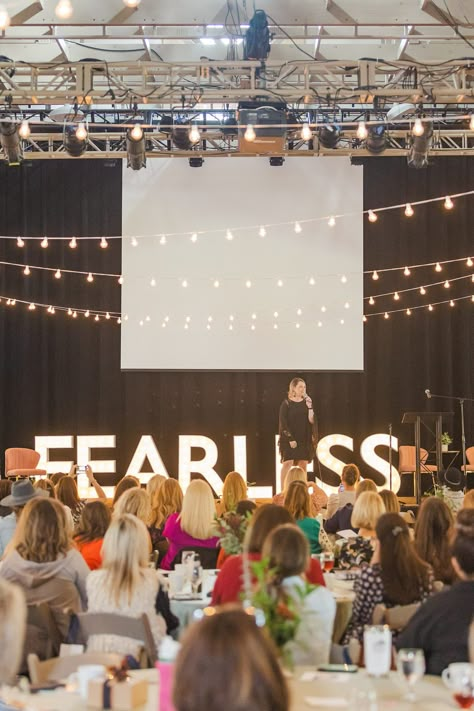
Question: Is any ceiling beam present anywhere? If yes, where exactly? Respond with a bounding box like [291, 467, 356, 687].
[397, 25, 420, 60]
[10, 1, 43, 25]
[107, 6, 139, 25]
[325, 0, 355, 24]
[313, 26, 327, 60]
[419, 0, 460, 24]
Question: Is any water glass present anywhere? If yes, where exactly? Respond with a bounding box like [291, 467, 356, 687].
[442, 663, 474, 709]
[364, 625, 392, 677]
[396, 648, 425, 701]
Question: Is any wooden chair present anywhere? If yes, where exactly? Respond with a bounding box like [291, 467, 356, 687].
[76, 612, 157, 667]
[372, 602, 420, 631]
[5, 448, 47, 479]
[28, 652, 123, 684]
[461, 446, 474, 473]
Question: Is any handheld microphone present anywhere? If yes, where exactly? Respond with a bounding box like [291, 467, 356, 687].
[425, 389, 431, 399]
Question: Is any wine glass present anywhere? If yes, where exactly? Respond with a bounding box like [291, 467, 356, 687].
[191, 555, 202, 595]
[397, 648, 426, 701]
[323, 552, 335, 572]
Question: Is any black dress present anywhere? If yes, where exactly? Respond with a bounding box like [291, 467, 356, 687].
[278, 398, 317, 462]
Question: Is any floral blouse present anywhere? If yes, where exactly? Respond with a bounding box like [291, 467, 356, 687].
[337, 535, 375, 570]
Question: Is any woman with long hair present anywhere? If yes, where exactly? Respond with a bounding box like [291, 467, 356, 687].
[34, 478, 56, 499]
[160, 480, 219, 570]
[113, 487, 151, 525]
[278, 378, 318, 487]
[148, 478, 184, 553]
[56, 476, 85, 528]
[112, 476, 140, 506]
[86, 514, 166, 657]
[284, 481, 321, 554]
[173, 609, 289, 711]
[216, 471, 247, 516]
[343, 513, 433, 643]
[414, 496, 456, 584]
[273, 465, 327, 516]
[74, 500, 111, 570]
[211, 504, 325, 606]
[337, 491, 385, 569]
[261, 524, 336, 665]
[379, 489, 400, 514]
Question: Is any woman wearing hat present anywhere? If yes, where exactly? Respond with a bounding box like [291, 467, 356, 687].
[438, 467, 466, 514]
[0, 480, 48, 558]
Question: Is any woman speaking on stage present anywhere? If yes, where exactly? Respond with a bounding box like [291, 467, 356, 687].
[278, 377, 318, 488]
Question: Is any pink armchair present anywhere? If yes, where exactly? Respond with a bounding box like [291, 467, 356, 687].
[461, 446, 474, 473]
[5, 448, 47, 479]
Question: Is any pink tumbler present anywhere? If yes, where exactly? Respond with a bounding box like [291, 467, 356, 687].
[156, 659, 175, 711]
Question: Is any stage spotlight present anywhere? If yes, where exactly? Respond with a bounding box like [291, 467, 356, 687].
[63, 124, 86, 157]
[189, 157, 204, 167]
[318, 124, 341, 149]
[126, 128, 146, 170]
[222, 117, 238, 136]
[366, 125, 386, 154]
[0, 117, 21, 165]
[269, 157, 285, 166]
[407, 123, 433, 169]
[159, 115, 174, 133]
[172, 125, 193, 150]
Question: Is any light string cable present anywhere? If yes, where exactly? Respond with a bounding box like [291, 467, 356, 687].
[367, 293, 474, 319]
[0, 294, 121, 322]
[366, 273, 474, 301]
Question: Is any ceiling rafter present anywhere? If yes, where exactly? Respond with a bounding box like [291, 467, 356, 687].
[325, 0, 355, 24]
[10, 1, 43, 25]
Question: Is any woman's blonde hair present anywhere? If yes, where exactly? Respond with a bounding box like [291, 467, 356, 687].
[355, 479, 377, 497]
[101, 514, 151, 605]
[13, 498, 72, 562]
[284, 481, 311, 521]
[379, 489, 400, 514]
[351, 491, 385, 531]
[282, 466, 307, 494]
[113, 487, 151, 524]
[288, 377, 305, 396]
[150, 477, 183, 528]
[147, 474, 167, 503]
[463, 489, 474, 510]
[179, 480, 216, 540]
[0, 579, 26, 684]
[220, 472, 247, 513]
[34, 478, 56, 499]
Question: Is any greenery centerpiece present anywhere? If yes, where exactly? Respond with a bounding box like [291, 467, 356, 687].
[214, 510, 252, 555]
[441, 432, 453, 452]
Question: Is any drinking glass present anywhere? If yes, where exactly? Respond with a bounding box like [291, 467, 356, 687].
[396, 648, 426, 702]
[442, 663, 474, 709]
[191, 555, 202, 595]
[364, 625, 392, 677]
[181, 550, 195, 581]
[323, 552, 335, 572]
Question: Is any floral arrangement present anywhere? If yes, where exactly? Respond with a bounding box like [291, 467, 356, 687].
[214, 511, 252, 555]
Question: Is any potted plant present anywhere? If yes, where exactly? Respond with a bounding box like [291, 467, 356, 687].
[441, 432, 453, 453]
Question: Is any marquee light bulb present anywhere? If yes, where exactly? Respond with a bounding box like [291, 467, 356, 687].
[368, 210, 378, 223]
[301, 123, 312, 141]
[100, 237, 108, 249]
[17, 237, 25, 247]
[41, 237, 48, 248]
[55, 269, 61, 279]
[420, 286, 426, 295]
[435, 262, 442, 272]
[294, 221, 302, 233]
[259, 226, 266, 237]
[19, 120, 31, 139]
[328, 216, 336, 227]
[55, 0, 73, 19]
[69, 236, 77, 248]
[404, 266, 411, 276]
[87, 272, 94, 282]
[0, 5, 10, 29]
[24, 265, 30, 275]
[244, 124, 256, 142]
[372, 270, 379, 280]
[466, 257, 473, 267]
[444, 196, 454, 210]
[356, 121, 368, 140]
[75, 123, 87, 141]
[189, 125, 200, 143]
[412, 118, 424, 137]
[130, 124, 143, 141]
[405, 203, 414, 217]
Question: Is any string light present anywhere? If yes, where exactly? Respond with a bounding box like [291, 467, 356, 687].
[259, 226, 266, 237]
[321, 306, 327, 313]
[75, 123, 87, 141]
[244, 124, 256, 142]
[406, 308, 411, 315]
[296, 323, 301, 328]
[55, 0, 73, 18]
[435, 262, 442, 272]
[404, 203, 414, 217]
[150, 278, 156, 287]
[328, 216, 336, 227]
[273, 311, 279, 318]
[72, 311, 77, 318]
[69, 237, 77, 249]
[28, 303, 36, 311]
[54, 269, 61, 279]
[95, 314, 99, 321]
[384, 312, 389, 319]
[362, 315, 367, 322]
[420, 286, 426, 295]
[85, 310, 90, 318]
[160, 235, 167, 245]
[213, 280, 219, 288]
[191, 233, 198, 243]
[277, 279, 283, 287]
[368, 210, 378, 223]
[428, 304, 434, 311]
[294, 222, 302, 233]
[309, 277, 315, 286]
[16, 237, 25, 248]
[245, 280, 252, 288]
[100, 237, 108, 249]
[41, 237, 48, 248]
[444, 196, 454, 210]
[412, 118, 424, 136]
[189, 125, 201, 143]
[301, 123, 312, 141]
[106, 312, 110, 320]
[130, 124, 143, 141]
[404, 266, 411, 276]
[68, 308, 72, 316]
[182, 279, 188, 288]
[225, 229, 233, 241]
[341, 275, 347, 284]
[394, 292, 400, 301]
[369, 296, 375, 305]
[372, 270, 379, 280]
[450, 300, 455, 307]
[23, 266, 30, 276]
[118, 276, 124, 285]
[131, 237, 138, 247]
[357, 121, 368, 140]
[444, 280, 450, 288]
[467, 257, 473, 267]
[0, 5, 10, 29]
[18, 121, 31, 140]
[87, 272, 94, 282]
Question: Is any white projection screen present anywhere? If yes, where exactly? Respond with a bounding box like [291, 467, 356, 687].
[121, 157, 363, 371]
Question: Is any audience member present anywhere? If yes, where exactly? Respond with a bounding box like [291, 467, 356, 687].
[337, 491, 385, 569]
[325, 479, 377, 535]
[211, 504, 324, 606]
[0, 480, 12, 518]
[69, 464, 107, 500]
[0, 480, 48, 558]
[50, 472, 67, 487]
[343, 513, 433, 643]
[173, 609, 289, 711]
[161, 480, 219, 570]
[236, 499, 257, 517]
[113, 487, 151, 525]
[396, 508, 474, 674]
[463, 489, 474, 509]
[262, 524, 336, 665]
[414, 496, 456, 585]
[75, 500, 111, 570]
[216, 500, 257, 569]
[284, 481, 321, 554]
[56, 476, 85, 528]
[148, 477, 183, 553]
[0, 579, 26, 684]
[0, 498, 89, 636]
[112, 476, 140, 506]
[146, 474, 167, 500]
[273, 466, 327, 515]
[379, 489, 400, 514]
[216, 471, 247, 516]
[86, 514, 166, 657]
[34, 478, 56, 499]
[326, 464, 360, 518]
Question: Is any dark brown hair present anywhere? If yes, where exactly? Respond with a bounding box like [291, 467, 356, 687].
[414, 497, 455, 584]
[452, 508, 474, 576]
[377, 513, 432, 605]
[112, 476, 140, 506]
[245, 504, 294, 554]
[262, 524, 309, 583]
[50, 472, 67, 487]
[342, 464, 360, 487]
[235, 500, 257, 517]
[284, 480, 311, 521]
[75, 500, 111, 544]
[173, 609, 289, 711]
[56, 476, 81, 512]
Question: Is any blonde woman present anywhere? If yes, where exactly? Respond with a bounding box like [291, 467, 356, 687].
[273, 465, 327, 515]
[148, 478, 184, 552]
[114, 487, 151, 524]
[337, 491, 386, 570]
[278, 378, 318, 487]
[216, 472, 248, 516]
[86, 514, 166, 657]
[147, 474, 167, 511]
[160, 480, 219, 570]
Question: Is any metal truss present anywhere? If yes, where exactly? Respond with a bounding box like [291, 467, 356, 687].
[0, 58, 474, 107]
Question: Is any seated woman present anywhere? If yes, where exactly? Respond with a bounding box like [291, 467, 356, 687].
[216, 471, 247, 517]
[56, 476, 86, 529]
[379, 489, 400, 514]
[273, 466, 327, 516]
[325, 479, 377, 535]
[112, 476, 140, 507]
[173, 609, 289, 711]
[86, 514, 167, 657]
[326, 464, 360, 519]
[262, 524, 336, 665]
[74, 500, 111, 570]
[0, 498, 89, 637]
[337, 491, 385, 569]
[113, 487, 151, 525]
[414, 496, 456, 585]
[0, 578, 26, 685]
[396, 508, 474, 674]
[148, 478, 183, 555]
[211, 504, 325, 606]
[34, 478, 56, 499]
[343, 513, 433, 643]
[160, 480, 219, 570]
[284, 481, 321, 554]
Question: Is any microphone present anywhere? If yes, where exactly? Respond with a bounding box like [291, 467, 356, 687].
[425, 389, 431, 399]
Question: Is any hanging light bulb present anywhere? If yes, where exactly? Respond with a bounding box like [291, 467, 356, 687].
[28, 303, 36, 311]
[106, 312, 110, 320]
[118, 275, 124, 285]
[341, 275, 347, 283]
[131, 237, 138, 247]
[68, 308, 73, 316]
[72, 311, 77, 318]
[189, 124, 200, 143]
[259, 226, 266, 237]
[95, 314, 99, 321]
[444, 196, 454, 210]
[328, 216, 336, 227]
[84, 310, 90, 318]
[301, 123, 312, 141]
[69, 236, 77, 248]
[225, 229, 233, 241]
[100, 237, 108, 249]
[117, 317, 121, 324]
[0, 5, 10, 29]
[419, 286, 426, 295]
[444, 280, 450, 288]
[123, 0, 141, 6]
[190, 233, 198, 243]
[294, 222, 302, 233]
[150, 278, 156, 287]
[54, 269, 61, 279]
[412, 117, 424, 137]
[277, 279, 283, 287]
[55, 0, 73, 19]
[41, 237, 48, 248]
[244, 124, 256, 142]
[245, 279, 252, 288]
[362, 315, 367, 322]
[87, 272, 94, 282]
[19, 120, 31, 139]
[309, 276, 315, 286]
[356, 121, 368, 140]
[17, 237, 25, 247]
[404, 266, 411, 276]
[450, 300, 455, 307]
[182, 279, 188, 288]
[368, 210, 378, 223]
[24, 265, 30, 276]
[428, 304, 433, 311]
[213, 280, 219, 288]
[466, 257, 473, 267]
[75, 123, 87, 141]
[384, 312, 389, 319]
[394, 292, 400, 301]
[435, 262, 442, 272]
[405, 203, 414, 217]
[130, 123, 143, 141]
[372, 270, 379, 280]
[369, 296, 375, 305]
[406, 308, 411, 315]
[159, 235, 167, 245]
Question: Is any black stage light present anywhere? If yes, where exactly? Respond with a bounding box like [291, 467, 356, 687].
[126, 128, 146, 171]
[63, 124, 86, 157]
[318, 124, 341, 149]
[366, 125, 386, 154]
[269, 156, 284, 166]
[222, 117, 238, 136]
[407, 124, 433, 169]
[244, 10, 271, 61]
[189, 157, 204, 167]
[0, 117, 21, 165]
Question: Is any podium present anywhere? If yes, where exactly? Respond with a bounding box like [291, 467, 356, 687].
[401, 412, 453, 504]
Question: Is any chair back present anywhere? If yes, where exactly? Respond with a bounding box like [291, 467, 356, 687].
[171, 545, 219, 569]
[76, 612, 157, 666]
[19, 603, 63, 674]
[398, 446, 429, 471]
[466, 447, 474, 465]
[5, 448, 40, 475]
[28, 651, 123, 684]
[22, 578, 81, 639]
[372, 602, 420, 630]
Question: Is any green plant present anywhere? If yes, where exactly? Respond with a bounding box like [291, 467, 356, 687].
[441, 432, 453, 445]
